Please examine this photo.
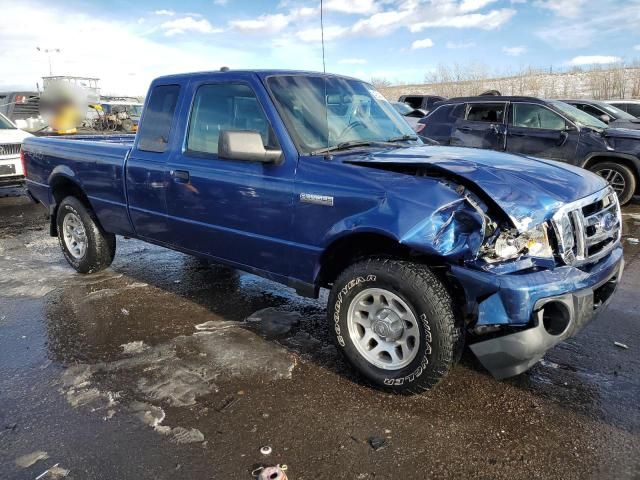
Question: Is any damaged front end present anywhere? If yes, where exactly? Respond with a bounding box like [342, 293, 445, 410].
[348, 157, 624, 379]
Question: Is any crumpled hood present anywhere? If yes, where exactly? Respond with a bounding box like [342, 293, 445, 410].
[345, 145, 608, 231]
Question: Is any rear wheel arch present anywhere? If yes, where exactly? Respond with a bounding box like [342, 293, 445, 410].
[49, 176, 94, 236]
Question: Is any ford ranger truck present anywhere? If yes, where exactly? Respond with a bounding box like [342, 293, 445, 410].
[22, 70, 624, 394]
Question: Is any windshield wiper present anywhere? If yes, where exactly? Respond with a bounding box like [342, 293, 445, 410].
[385, 134, 418, 142]
[311, 140, 397, 155]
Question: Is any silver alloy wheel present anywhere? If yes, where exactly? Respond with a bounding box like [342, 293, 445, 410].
[596, 168, 626, 196]
[347, 287, 420, 370]
[62, 212, 87, 259]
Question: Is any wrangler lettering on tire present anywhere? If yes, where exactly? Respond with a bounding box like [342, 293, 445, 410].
[328, 258, 463, 394]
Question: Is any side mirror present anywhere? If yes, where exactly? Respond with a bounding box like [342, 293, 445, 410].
[218, 130, 282, 164]
[599, 114, 611, 124]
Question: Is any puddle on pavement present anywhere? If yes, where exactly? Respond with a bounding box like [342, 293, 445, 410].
[1, 223, 337, 445]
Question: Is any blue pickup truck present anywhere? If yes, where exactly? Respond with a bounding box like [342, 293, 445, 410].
[23, 70, 624, 393]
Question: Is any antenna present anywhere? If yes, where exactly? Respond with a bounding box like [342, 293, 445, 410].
[319, 0, 330, 155]
[320, 0, 326, 73]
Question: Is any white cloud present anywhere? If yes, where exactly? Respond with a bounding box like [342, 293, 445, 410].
[535, 0, 586, 18]
[338, 58, 367, 64]
[229, 13, 290, 34]
[446, 41, 476, 49]
[410, 9, 516, 31]
[567, 55, 622, 66]
[323, 0, 379, 14]
[634, 45, 640, 51]
[213, 0, 228, 5]
[411, 38, 434, 49]
[502, 45, 526, 56]
[154, 9, 175, 16]
[161, 17, 223, 36]
[460, 0, 498, 13]
[537, 2, 640, 49]
[0, 2, 261, 95]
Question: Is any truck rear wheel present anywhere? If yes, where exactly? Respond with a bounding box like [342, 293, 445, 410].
[589, 161, 636, 205]
[56, 196, 116, 273]
[328, 258, 463, 394]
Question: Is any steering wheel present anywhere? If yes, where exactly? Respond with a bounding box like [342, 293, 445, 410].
[337, 121, 368, 142]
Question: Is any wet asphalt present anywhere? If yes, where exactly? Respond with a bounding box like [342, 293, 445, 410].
[0, 187, 639, 480]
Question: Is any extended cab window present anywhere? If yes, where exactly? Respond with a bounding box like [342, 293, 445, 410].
[466, 103, 505, 123]
[512, 103, 565, 130]
[138, 85, 180, 153]
[187, 83, 275, 156]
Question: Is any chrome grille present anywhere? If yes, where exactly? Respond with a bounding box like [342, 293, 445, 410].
[552, 187, 621, 266]
[0, 143, 21, 157]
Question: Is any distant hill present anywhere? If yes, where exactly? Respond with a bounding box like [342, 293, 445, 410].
[378, 65, 640, 101]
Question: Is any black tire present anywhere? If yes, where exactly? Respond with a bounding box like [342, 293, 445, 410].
[328, 258, 463, 394]
[56, 196, 116, 273]
[589, 161, 636, 205]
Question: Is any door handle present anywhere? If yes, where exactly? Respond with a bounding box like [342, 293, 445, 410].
[458, 126, 473, 132]
[170, 169, 190, 183]
[509, 132, 526, 137]
[490, 124, 504, 134]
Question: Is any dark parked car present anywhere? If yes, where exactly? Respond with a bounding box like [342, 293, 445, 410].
[390, 101, 426, 130]
[606, 100, 640, 119]
[416, 96, 640, 204]
[398, 94, 446, 112]
[560, 99, 640, 130]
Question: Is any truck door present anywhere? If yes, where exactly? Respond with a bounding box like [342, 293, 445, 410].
[506, 102, 579, 161]
[125, 84, 181, 243]
[450, 102, 507, 151]
[164, 78, 296, 276]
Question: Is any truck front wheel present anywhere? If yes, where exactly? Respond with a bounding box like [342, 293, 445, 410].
[328, 258, 463, 394]
[56, 196, 116, 273]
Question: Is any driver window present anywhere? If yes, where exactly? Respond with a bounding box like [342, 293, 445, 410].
[512, 104, 565, 130]
[187, 83, 277, 156]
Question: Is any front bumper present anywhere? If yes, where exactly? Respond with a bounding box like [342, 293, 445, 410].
[451, 246, 624, 379]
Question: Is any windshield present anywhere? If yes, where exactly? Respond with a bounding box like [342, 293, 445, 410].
[392, 102, 413, 115]
[549, 100, 608, 129]
[129, 105, 143, 117]
[0, 113, 16, 129]
[597, 102, 637, 121]
[267, 75, 418, 154]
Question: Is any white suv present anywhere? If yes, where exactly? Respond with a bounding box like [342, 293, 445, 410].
[0, 112, 32, 187]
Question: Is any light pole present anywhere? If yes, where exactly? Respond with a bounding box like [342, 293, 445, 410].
[36, 47, 61, 76]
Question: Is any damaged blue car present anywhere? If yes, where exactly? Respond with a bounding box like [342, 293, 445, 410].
[23, 70, 624, 394]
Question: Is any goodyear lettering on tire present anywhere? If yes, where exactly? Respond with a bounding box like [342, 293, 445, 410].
[334, 275, 376, 347]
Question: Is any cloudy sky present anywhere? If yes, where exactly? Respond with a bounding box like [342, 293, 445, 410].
[1, 0, 639, 95]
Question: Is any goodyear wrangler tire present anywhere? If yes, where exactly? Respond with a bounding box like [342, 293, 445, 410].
[328, 258, 463, 394]
[56, 196, 116, 274]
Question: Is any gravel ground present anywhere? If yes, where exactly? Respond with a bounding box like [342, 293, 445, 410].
[1, 190, 639, 479]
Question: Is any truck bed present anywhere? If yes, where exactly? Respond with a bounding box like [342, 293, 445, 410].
[24, 134, 136, 236]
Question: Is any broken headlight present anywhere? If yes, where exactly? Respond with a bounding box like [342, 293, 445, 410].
[482, 223, 553, 262]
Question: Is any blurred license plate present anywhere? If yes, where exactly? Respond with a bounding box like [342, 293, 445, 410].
[0, 164, 16, 175]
